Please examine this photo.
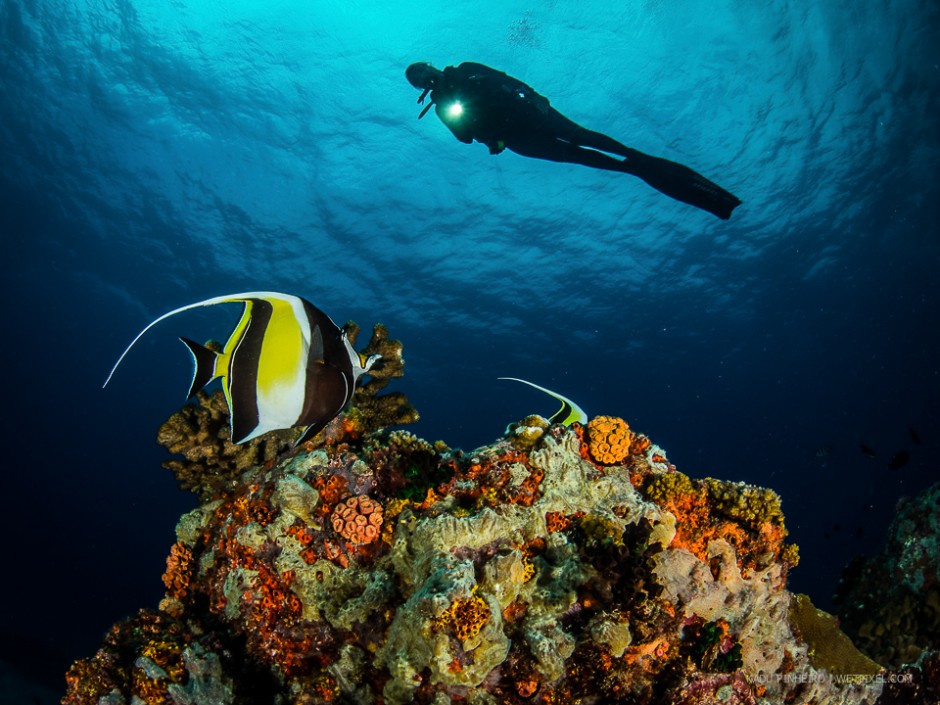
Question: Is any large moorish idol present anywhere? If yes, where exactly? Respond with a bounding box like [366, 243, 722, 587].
[104, 291, 381, 445]
[499, 377, 587, 425]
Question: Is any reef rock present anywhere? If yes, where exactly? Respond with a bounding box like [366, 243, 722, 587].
[66, 412, 892, 705]
[834, 481, 940, 704]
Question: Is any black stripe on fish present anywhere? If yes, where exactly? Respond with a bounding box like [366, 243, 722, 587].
[296, 361, 350, 446]
[293, 299, 357, 445]
[229, 299, 271, 444]
[548, 400, 575, 425]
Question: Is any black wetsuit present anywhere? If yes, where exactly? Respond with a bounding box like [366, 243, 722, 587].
[424, 62, 742, 220]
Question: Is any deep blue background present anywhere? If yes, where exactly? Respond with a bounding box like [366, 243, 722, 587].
[2, 0, 938, 695]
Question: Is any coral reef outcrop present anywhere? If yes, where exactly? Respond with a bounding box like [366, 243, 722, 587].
[834, 481, 940, 702]
[66, 405, 902, 704]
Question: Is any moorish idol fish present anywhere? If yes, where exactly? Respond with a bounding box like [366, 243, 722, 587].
[499, 377, 587, 425]
[104, 291, 381, 445]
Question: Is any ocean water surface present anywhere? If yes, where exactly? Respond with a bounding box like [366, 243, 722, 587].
[2, 0, 938, 696]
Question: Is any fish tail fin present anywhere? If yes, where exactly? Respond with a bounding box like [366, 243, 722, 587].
[179, 337, 220, 398]
[498, 376, 588, 426]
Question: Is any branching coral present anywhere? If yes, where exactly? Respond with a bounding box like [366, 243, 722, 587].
[346, 322, 420, 432]
[158, 389, 296, 501]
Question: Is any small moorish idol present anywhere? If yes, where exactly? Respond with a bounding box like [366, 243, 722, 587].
[499, 377, 587, 425]
[104, 291, 381, 445]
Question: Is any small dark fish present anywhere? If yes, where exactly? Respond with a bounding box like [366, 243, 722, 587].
[815, 444, 833, 459]
[888, 450, 910, 471]
[859, 444, 877, 458]
[909, 426, 922, 445]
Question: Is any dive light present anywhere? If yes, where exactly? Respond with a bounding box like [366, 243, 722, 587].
[445, 101, 464, 120]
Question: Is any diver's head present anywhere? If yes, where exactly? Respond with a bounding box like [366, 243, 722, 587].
[406, 62, 443, 91]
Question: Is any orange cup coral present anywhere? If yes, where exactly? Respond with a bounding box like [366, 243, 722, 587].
[162, 542, 194, 599]
[587, 416, 634, 465]
[330, 495, 384, 545]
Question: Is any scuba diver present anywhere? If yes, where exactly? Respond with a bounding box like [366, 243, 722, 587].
[405, 61, 742, 220]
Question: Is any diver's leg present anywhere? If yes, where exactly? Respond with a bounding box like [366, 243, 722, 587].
[620, 147, 742, 220]
[507, 135, 627, 172]
[546, 111, 633, 157]
[507, 134, 742, 219]
[546, 111, 742, 218]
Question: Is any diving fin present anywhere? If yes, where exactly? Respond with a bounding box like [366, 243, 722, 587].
[621, 149, 742, 220]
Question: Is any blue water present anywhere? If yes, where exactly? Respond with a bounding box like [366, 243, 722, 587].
[2, 0, 939, 693]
